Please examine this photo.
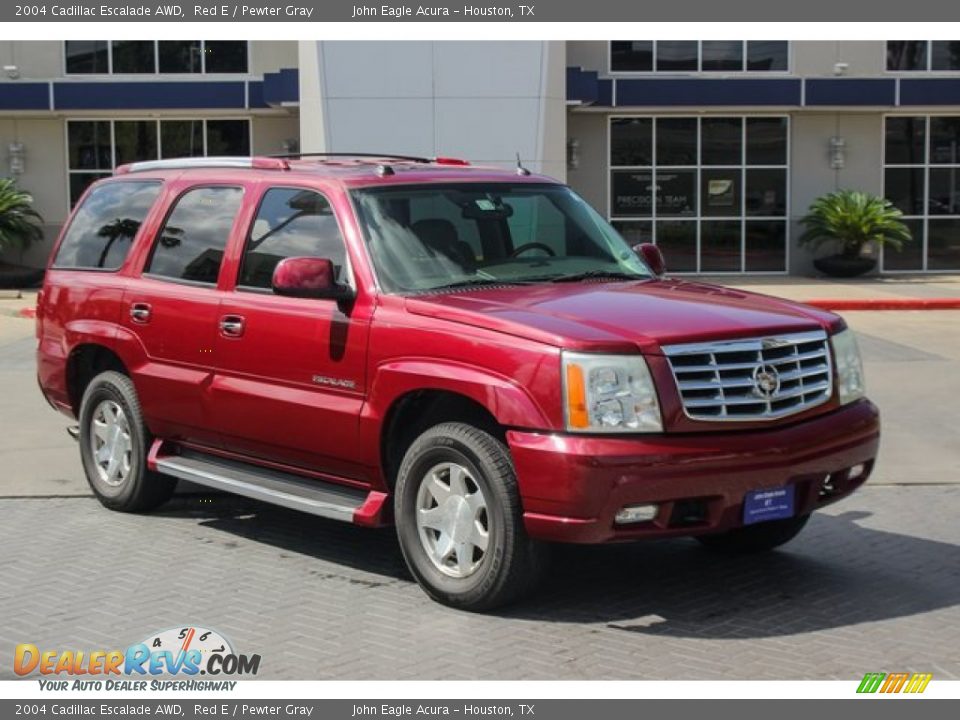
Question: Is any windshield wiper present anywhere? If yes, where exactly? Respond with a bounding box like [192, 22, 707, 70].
[426, 278, 530, 291]
[549, 270, 647, 283]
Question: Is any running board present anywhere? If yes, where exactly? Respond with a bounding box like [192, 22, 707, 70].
[153, 447, 373, 524]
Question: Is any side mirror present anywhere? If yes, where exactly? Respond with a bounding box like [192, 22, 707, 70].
[271, 257, 354, 301]
[634, 243, 666, 277]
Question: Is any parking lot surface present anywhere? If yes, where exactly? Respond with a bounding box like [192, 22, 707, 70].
[1, 308, 958, 680]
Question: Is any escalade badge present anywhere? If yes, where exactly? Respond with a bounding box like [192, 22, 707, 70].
[312, 375, 356, 389]
[752, 364, 781, 398]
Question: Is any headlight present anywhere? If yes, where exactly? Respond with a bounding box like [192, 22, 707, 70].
[562, 352, 662, 433]
[831, 328, 865, 404]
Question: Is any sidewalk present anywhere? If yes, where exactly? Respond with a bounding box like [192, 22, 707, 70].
[717, 273, 960, 310]
[0, 289, 37, 319]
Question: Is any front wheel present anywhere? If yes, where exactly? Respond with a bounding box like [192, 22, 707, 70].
[394, 422, 546, 611]
[696, 514, 811, 554]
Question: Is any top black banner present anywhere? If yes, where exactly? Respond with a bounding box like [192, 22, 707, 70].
[5, 0, 960, 22]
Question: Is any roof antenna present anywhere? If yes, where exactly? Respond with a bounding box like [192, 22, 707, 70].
[515, 152, 530, 177]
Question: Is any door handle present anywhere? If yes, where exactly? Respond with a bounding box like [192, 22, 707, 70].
[130, 302, 151, 324]
[219, 315, 245, 338]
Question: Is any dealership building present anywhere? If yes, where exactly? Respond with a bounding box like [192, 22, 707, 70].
[2, 40, 959, 275]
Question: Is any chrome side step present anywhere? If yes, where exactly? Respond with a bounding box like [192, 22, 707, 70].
[154, 450, 368, 523]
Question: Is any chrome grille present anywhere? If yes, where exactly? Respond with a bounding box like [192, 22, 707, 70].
[662, 330, 833, 421]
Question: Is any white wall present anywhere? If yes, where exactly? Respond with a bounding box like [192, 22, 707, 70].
[299, 41, 567, 181]
[789, 112, 884, 273]
[0, 117, 68, 268]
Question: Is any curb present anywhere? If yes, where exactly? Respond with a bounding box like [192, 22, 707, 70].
[0, 307, 36, 319]
[805, 298, 960, 311]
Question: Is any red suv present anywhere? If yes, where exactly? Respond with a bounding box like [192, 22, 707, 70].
[37, 154, 879, 610]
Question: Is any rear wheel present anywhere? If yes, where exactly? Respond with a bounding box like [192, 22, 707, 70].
[78, 371, 176, 512]
[394, 422, 546, 611]
[696, 514, 811, 554]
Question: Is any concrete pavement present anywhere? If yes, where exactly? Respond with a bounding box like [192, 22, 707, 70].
[0, 288, 958, 680]
[1, 487, 958, 680]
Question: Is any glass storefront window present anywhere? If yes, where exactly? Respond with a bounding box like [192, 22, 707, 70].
[656, 118, 697, 166]
[610, 115, 789, 273]
[701, 41, 743, 72]
[64, 41, 248, 74]
[883, 115, 960, 271]
[158, 41, 203, 73]
[747, 41, 789, 72]
[610, 118, 653, 166]
[887, 41, 960, 71]
[931, 42, 960, 71]
[67, 118, 251, 206]
[111, 41, 155, 74]
[656, 41, 698, 72]
[701, 118, 742, 165]
[65, 41, 108, 74]
[205, 41, 249, 74]
[610, 41, 789, 73]
[160, 121, 205, 158]
[610, 170, 653, 217]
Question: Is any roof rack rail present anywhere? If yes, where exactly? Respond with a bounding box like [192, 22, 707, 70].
[269, 152, 432, 163]
[115, 156, 289, 174]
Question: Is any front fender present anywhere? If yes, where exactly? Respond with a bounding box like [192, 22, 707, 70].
[358, 357, 554, 470]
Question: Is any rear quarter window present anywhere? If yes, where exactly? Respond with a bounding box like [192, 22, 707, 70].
[145, 186, 243, 285]
[53, 181, 162, 270]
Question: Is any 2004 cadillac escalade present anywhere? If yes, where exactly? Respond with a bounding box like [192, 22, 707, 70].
[36, 154, 879, 610]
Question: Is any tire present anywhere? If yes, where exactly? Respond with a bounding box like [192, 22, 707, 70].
[394, 422, 547, 611]
[78, 370, 176, 512]
[696, 514, 811, 554]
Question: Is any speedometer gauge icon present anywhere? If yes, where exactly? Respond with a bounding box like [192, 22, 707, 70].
[142, 626, 233, 666]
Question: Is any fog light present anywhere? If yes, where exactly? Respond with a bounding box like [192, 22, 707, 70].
[849, 463, 866, 480]
[615, 503, 659, 525]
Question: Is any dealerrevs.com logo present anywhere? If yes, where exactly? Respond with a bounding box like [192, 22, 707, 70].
[15, 626, 260, 690]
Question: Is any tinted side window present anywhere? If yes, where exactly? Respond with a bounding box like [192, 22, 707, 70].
[239, 188, 347, 289]
[54, 181, 161, 270]
[146, 186, 243, 284]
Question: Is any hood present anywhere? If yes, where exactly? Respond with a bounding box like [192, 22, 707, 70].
[404, 279, 842, 353]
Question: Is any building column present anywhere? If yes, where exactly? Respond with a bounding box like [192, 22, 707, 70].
[297, 41, 566, 180]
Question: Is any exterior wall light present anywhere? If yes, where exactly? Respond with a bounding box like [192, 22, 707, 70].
[829, 136, 846, 170]
[8, 141, 26, 176]
[3, 64, 20, 79]
[567, 138, 580, 171]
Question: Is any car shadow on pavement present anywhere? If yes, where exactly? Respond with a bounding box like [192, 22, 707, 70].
[505, 510, 960, 638]
[154, 493, 412, 582]
[155, 496, 960, 639]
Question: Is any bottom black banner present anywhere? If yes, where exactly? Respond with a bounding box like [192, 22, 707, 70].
[1, 699, 956, 720]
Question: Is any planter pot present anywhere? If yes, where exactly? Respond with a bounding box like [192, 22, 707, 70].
[813, 255, 877, 278]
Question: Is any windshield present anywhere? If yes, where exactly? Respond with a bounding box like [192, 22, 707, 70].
[351, 183, 652, 293]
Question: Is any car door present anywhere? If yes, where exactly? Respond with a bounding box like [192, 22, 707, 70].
[123, 182, 245, 446]
[209, 183, 373, 482]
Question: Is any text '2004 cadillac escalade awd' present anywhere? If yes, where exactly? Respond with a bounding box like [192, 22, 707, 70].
[36, 154, 879, 610]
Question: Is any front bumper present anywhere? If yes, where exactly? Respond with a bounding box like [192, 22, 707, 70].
[508, 399, 880, 544]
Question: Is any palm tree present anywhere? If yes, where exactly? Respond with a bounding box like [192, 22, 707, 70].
[799, 190, 912, 260]
[0, 178, 44, 254]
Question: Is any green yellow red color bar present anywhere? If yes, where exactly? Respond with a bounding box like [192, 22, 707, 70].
[857, 672, 933, 694]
